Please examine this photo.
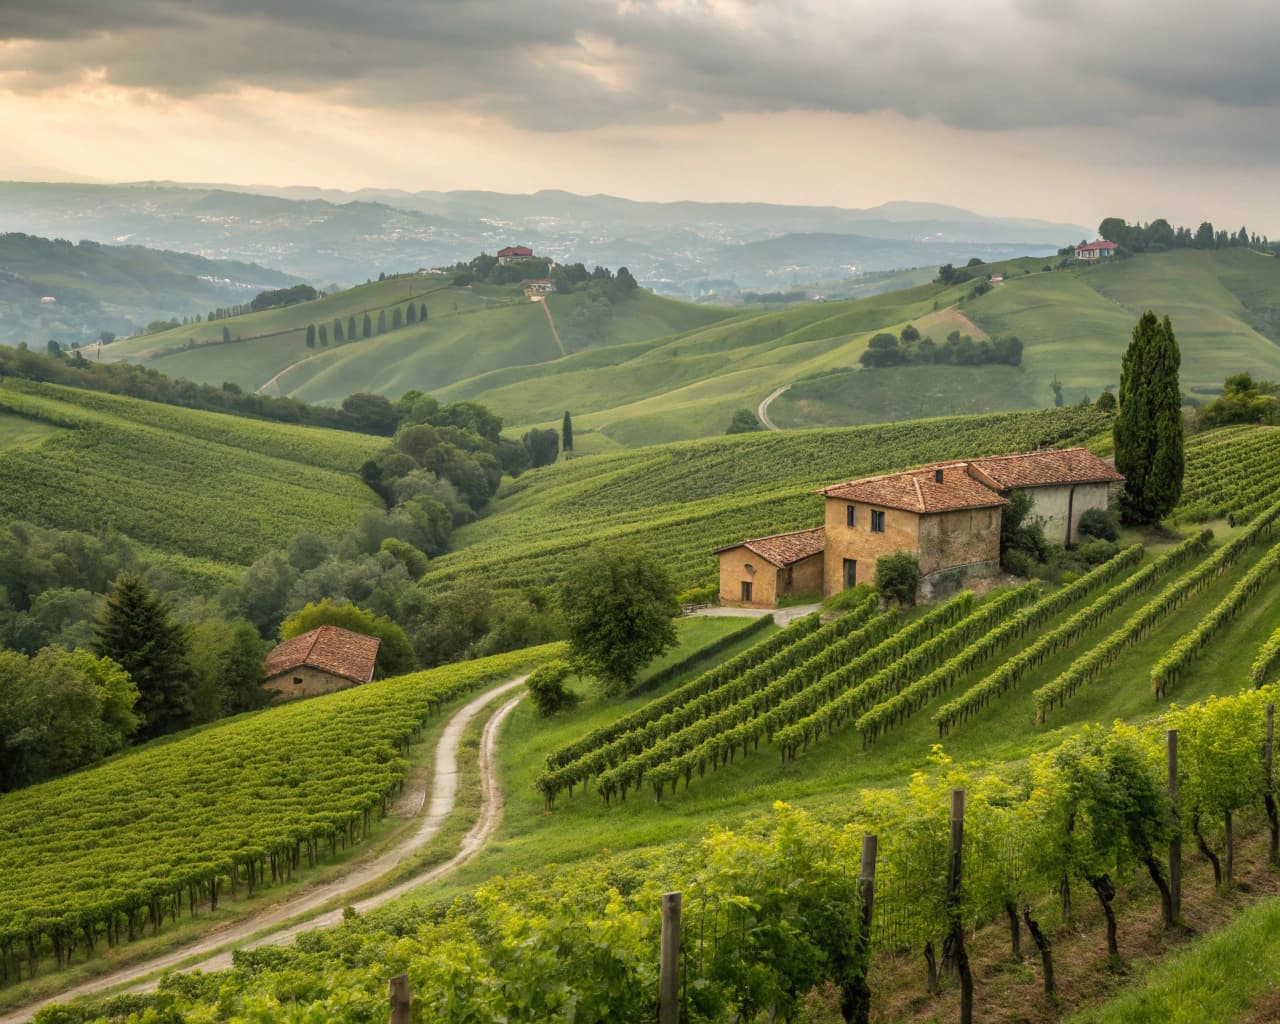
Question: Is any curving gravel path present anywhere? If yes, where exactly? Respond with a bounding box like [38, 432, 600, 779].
[757, 383, 791, 430]
[1, 677, 527, 1024]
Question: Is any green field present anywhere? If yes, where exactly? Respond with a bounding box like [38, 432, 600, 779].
[0, 410, 64, 451]
[967, 248, 1280, 404]
[771, 364, 1039, 428]
[0, 380, 382, 565]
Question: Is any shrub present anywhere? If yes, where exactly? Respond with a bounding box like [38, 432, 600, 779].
[1003, 549, 1036, 578]
[526, 660, 580, 717]
[1074, 538, 1119, 566]
[876, 552, 921, 606]
[1077, 507, 1120, 542]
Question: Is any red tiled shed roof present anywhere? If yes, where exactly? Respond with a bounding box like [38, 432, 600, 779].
[1076, 239, 1118, 251]
[715, 527, 826, 567]
[968, 448, 1124, 489]
[497, 245, 533, 257]
[818, 464, 1007, 514]
[264, 625, 380, 684]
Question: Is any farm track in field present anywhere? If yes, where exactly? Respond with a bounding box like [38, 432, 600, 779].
[0, 678, 527, 1024]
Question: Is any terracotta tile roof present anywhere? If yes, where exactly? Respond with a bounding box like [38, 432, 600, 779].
[715, 527, 826, 567]
[264, 626, 380, 684]
[818, 464, 1007, 514]
[968, 448, 1124, 489]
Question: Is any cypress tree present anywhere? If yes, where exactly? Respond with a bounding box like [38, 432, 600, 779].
[93, 575, 193, 739]
[305, 323, 316, 348]
[562, 410, 574, 452]
[363, 313, 373, 338]
[406, 302, 417, 324]
[377, 310, 387, 335]
[318, 324, 328, 346]
[1114, 311, 1183, 523]
[393, 307, 403, 329]
[348, 315, 357, 340]
[333, 318, 344, 342]
[420, 303, 428, 322]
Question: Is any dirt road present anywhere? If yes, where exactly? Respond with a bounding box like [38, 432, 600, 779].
[2, 678, 526, 1023]
[757, 384, 791, 430]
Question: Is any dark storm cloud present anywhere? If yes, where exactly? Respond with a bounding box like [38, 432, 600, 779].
[1, 0, 1277, 138]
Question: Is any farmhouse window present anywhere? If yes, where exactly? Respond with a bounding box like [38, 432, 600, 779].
[292, 676, 303, 685]
[846, 505, 856, 528]
[871, 510, 886, 533]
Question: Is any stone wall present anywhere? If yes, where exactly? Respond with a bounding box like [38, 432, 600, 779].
[263, 667, 359, 702]
[917, 506, 1002, 575]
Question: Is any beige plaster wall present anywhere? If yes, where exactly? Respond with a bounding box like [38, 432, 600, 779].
[784, 552, 826, 597]
[718, 547, 781, 607]
[823, 499, 921, 593]
[1024, 482, 1113, 546]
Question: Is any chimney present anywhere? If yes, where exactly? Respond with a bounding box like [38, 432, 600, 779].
[934, 468, 944, 484]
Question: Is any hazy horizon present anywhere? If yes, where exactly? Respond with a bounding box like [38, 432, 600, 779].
[1, 1, 1277, 235]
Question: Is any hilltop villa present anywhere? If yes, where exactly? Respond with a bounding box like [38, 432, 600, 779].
[497, 244, 535, 263]
[716, 448, 1124, 608]
[1074, 239, 1118, 260]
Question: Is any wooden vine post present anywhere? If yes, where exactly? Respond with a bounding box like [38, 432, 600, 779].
[659, 891, 682, 1024]
[947, 789, 973, 1024]
[388, 973, 411, 1024]
[1167, 728, 1181, 924]
[1265, 704, 1280, 865]
[845, 834, 878, 1024]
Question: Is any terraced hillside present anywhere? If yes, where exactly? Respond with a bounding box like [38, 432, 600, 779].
[0, 380, 382, 573]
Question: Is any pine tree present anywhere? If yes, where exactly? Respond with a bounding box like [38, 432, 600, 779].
[562, 410, 574, 452]
[1114, 311, 1183, 523]
[93, 575, 193, 739]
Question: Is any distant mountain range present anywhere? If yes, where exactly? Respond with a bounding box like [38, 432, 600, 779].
[0, 181, 1087, 296]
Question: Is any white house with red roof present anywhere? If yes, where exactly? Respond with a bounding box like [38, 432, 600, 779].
[1074, 239, 1118, 260]
[497, 245, 534, 264]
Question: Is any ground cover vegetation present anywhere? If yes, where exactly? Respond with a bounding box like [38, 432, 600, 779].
[40, 683, 1280, 1024]
[0, 645, 564, 984]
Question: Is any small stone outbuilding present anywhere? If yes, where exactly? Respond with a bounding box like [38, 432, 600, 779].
[262, 625, 381, 702]
[715, 527, 826, 608]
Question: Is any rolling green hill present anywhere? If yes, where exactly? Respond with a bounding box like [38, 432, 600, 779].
[0, 380, 382, 573]
[0, 232, 302, 348]
[109, 277, 736, 405]
[112, 249, 1280, 448]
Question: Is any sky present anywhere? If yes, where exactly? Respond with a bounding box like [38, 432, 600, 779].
[0, 0, 1277, 231]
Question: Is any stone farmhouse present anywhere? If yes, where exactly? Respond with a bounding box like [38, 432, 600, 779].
[262, 625, 381, 701]
[716, 448, 1124, 608]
